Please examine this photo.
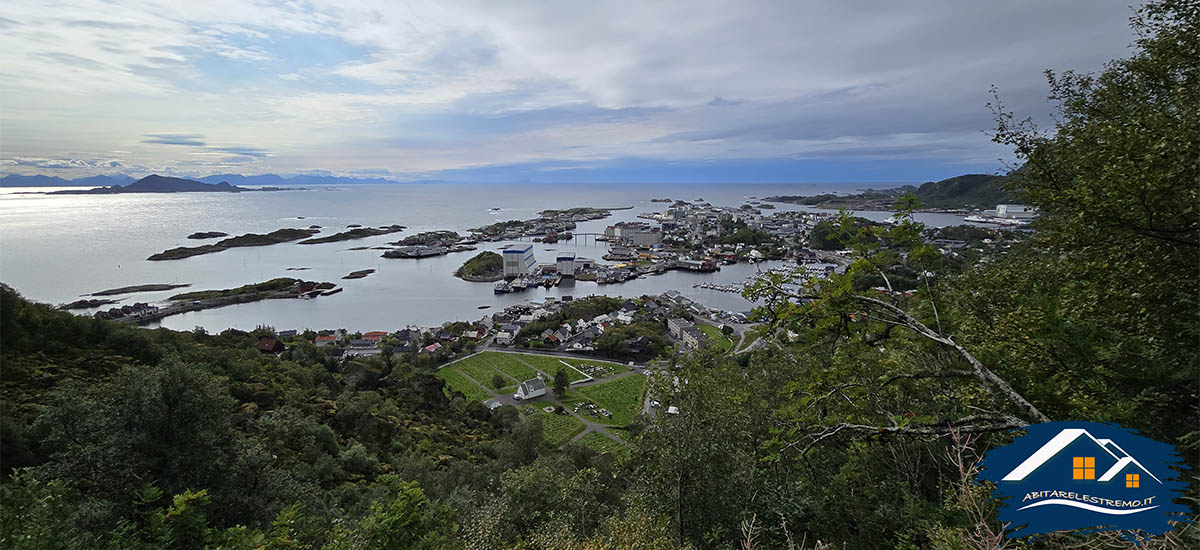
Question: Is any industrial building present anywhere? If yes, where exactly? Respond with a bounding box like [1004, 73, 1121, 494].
[556, 252, 576, 276]
[503, 244, 536, 277]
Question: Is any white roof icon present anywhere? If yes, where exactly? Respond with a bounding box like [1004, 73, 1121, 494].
[1001, 428, 1161, 483]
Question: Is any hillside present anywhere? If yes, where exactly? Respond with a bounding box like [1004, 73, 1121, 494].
[912, 173, 1012, 209]
[765, 173, 1013, 211]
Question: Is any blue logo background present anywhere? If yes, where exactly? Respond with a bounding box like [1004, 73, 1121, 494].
[978, 421, 1190, 538]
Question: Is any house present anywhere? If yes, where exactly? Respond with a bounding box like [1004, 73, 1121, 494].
[348, 338, 375, 348]
[514, 377, 547, 400]
[277, 329, 298, 338]
[314, 334, 337, 347]
[256, 337, 285, 354]
[494, 331, 515, 346]
[626, 335, 651, 355]
[421, 342, 443, 355]
[435, 329, 455, 341]
[363, 331, 388, 342]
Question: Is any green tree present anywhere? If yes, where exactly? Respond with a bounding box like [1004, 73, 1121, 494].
[554, 369, 570, 398]
[492, 373, 506, 390]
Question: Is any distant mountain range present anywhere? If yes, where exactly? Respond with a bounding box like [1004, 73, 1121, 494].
[0, 173, 403, 187]
[0, 174, 135, 187]
[45, 174, 300, 194]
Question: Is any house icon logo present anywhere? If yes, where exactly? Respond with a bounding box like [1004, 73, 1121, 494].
[978, 421, 1189, 539]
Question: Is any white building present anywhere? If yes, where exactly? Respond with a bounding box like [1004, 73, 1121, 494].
[503, 244, 536, 277]
[556, 252, 576, 276]
[514, 377, 547, 400]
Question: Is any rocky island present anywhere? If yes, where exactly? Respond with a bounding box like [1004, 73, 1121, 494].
[147, 228, 320, 260]
[469, 206, 624, 241]
[298, 225, 406, 244]
[342, 269, 375, 279]
[89, 283, 191, 296]
[187, 231, 229, 239]
[454, 251, 504, 282]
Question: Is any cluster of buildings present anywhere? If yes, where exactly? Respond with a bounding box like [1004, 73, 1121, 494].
[93, 302, 159, 320]
[301, 323, 491, 361]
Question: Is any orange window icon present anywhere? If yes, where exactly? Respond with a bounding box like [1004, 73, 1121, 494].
[1073, 457, 1095, 479]
[1126, 473, 1140, 488]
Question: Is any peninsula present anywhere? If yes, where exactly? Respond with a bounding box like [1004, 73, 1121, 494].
[766, 173, 1012, 211]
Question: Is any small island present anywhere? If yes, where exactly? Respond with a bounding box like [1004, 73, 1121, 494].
[90, 283, 191, 296]
[454, 251, 504, 282]
[299, 224, 405, 244]
[99, 278, 339, 324]
[343, 269, 375, 279]
[187, 231, 229, 239]
[147, 228, 320, 260]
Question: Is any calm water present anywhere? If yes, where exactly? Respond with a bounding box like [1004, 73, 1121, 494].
[0, 183, 971, 332]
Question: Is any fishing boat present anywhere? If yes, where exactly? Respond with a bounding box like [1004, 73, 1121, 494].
[494, 281, 511, 294]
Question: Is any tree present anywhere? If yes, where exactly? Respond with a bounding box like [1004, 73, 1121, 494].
[553, 369, 570, 398]
[492, 374, 506, 390]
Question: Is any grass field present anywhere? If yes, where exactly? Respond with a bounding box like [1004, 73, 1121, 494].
[479, 352, 540, 382]
[456, 359, 510, 388]
[435, 368, 490, 402]
[576, 431, 627, 455]
[698, 324, 733, 353]
[576, 374, 646, 426]
[511, 354, 589, 383]
[526, 401, 586, 446]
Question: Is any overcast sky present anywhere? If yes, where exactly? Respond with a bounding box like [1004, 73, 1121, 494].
[1, 1, 1139, 182]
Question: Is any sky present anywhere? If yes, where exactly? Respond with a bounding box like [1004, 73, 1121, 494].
[0, 1, 1139, 183]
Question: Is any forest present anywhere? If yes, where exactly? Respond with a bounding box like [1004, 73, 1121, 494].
[2, 1, 1198, 548]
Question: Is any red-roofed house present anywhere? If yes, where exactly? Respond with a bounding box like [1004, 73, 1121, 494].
[363, 331, 387, 342]
[315, 334, 337, 347]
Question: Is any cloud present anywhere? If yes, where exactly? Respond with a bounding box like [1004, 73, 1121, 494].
[0, 0, 1140, 180]
[142, 133, 207, 146]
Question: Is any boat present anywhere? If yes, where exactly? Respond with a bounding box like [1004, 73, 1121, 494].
[964, 215, 991, 223]
[494, 281, 510, 294]
[489, 207, 502, 212]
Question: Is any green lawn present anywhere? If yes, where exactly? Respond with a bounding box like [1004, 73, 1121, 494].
[478, 352, 540, 382]
[575, 374, 646, 426]
[511, 354, 589, 383]
[524, 401, 586, 446]
[456, 359, 510, 388]
[576, 431, 627, 455]
[698, 324, 733, 353]
[435, 368, 491, 402]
